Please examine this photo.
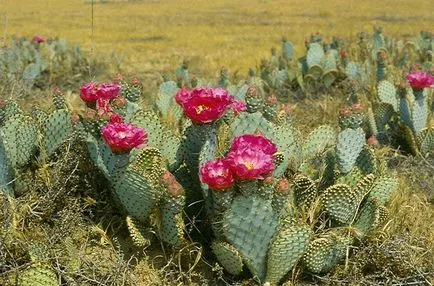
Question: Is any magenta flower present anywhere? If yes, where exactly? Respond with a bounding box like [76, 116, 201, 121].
[80, 82, 121, 103]
[97, 83, 121, 100]
[229, 134, 277, 155]
[174, 87, 191, 105]
[231, 100, 247, 114]
[226, 148, 275, 180]
[32, 35, 46, 43]
[199, 159, 234, 191]
[80, 82, 99, 102]
[101, 122, 147, 153]
[406, 71, 434, 91]
[175, 87, 234, 124]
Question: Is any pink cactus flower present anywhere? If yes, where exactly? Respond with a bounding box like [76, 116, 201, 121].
[174, 87, 192, 105]
[80, 82, 99, 102]
[175, 87, 234, 124]
[199, 159, 234, 191]
[231, 100, 247, 114]
[101, 122, 147, 153]
[32, 35, 46, 43]
[97, 83, 121, 100]
[226, 148, 275, 180]
[406, 71, 434, 91]
[229, 134, 277, 156]
[80, 82, 121, 103]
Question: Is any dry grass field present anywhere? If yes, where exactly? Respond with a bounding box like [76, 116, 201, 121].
[1, 0, 433, 77]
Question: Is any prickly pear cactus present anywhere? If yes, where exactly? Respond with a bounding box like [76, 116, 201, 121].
[223, 195, 278, 280]
[42, 109, 74, 157]
[1, 114, 38, 169]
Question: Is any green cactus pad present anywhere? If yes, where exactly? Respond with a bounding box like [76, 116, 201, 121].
[303, 235, 350, 274]
[273, 124, 302, 177]
[336, 127, 365, 173]
[212, 241, 244, 276]
[374, 103, 394, 134]
[345, 62, 362, 81]
[306, 43, 325, 72]
[155, 81, 180, 119]
[230, 112, 274, 139]
[4, 102, 23, 119]
[0, 141, 13, 196]
[336, 167, 363, 187]
[160, 196, 185, 246]
[354, 199, 387, 236]
[302, 125, 336, 161]
[126, 216, 151, 247]
[265, 225, 312, 285]
[367, 175, 398, 205]
[223, 195, 278, 280]
[399, 95, 413, 130]
[412, 96, 428, 134]
[417, 127, 434, 156]
[17, 266, 58, 286]
[112, 168, 162, 222]
[353, 173, 375, 199]
[1, 115, 38, 168]
[377, 80, 398, 112]
[130, 110, 163, 148]
[183, 123, 216, 172]
[293, 174, 317, 207]
[130, 147, 164, 184]
[42, 109, 73, 157]
[356, 147, 377, 174]
[31, 106, 49, 127]
[160, 130, 182, 171]
[401, 124, 419, 156]
[322, 184, 361, 224]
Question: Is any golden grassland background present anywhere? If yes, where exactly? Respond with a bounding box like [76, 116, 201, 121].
[1, 0, 434, 78]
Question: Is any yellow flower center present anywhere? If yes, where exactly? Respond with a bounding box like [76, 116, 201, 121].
[195, 105, 210, 114]
[118, 132, 126, 139]
[243, 161, 254, 170]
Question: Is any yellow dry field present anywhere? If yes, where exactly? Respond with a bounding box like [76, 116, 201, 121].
[1, 0, 433, 77]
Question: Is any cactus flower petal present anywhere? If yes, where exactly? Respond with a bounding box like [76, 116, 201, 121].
[231, 100, 247, 114]
[97, 83, 121, 100]
[227, 149, 275, 180]
[199, 159, 234, 191]
[80, 82, 99, 102]
[101, 122, 147, 153]
[229, 134, 277, 155]
[175, 87, 233, 123]
[406, 71, 434, 91]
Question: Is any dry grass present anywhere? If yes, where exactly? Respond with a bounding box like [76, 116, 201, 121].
[1, 0, 433, 79]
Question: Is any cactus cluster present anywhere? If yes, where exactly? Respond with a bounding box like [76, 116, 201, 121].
[194, 92, 398, 284]
[368, 75, 433, 156]
[0, 37, 108, 93]
[0, 90, 75, 197]
[244, 27, 433, 104]
[80, 78, 186, 246]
